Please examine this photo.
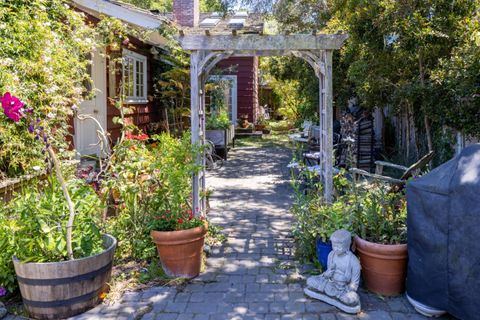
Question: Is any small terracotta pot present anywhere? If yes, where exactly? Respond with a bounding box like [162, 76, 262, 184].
[151, 225, 207, 278]
[354, 236, 408, 296]
[255, 124, 266, 131]
[240, 119, 249, 128]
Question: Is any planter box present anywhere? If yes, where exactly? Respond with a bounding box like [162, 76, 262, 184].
[205, 125, 235, 160]
[13, 234, 117, 320]
[205, 125, 234, 146]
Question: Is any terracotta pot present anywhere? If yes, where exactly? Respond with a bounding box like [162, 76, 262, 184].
[240, 119, 249, 128]
[255, 124, 266, 131]
[354, 236, 408, 296]
[151, 225, 207, 278]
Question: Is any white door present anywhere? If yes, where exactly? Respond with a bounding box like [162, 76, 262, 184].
[74, 48, 108, 158]
[209, 75, 237, 124]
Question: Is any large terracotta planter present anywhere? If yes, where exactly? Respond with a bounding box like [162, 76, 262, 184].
[151, 225, 207, 278]
[354, 236, 408, 296]
[13, 234, 116, 320]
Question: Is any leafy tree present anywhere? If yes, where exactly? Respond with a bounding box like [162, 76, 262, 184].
[431, 12, 480, 138]
[252, 0, 479, 163]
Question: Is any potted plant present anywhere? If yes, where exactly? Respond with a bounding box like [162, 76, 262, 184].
[142, 133, 208, 278]
[254, 115, 267, 132]
[149, 207, 207, 278]
[0, 92, 116, 319]
[350, 185, 408, 296]
[238, 114, 250, 129]
[311, 199, 351, 270]
[294, 170, 352, 270]
[205, 110, 234, 147]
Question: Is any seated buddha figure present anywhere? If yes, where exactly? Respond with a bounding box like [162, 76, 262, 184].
[305, 229, 361, 314]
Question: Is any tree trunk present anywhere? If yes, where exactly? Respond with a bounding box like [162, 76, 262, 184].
[419, 54, 433, 153]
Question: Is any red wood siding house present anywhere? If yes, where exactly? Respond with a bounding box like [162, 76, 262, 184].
[217, 57, 259, 124]
[72, 0, 166, 156]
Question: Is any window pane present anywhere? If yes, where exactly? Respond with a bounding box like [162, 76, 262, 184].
[122, 52, 147, 100]
[129, 59, 134, 97]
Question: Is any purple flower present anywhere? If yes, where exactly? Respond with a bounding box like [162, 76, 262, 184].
[0, 287, 7, 297]
[1, 92, 24, 122]
[28, 124, 35, 133]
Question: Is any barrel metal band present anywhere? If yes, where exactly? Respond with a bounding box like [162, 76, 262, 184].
[16, 261, 112, 286]
[22, 288, 102, 308]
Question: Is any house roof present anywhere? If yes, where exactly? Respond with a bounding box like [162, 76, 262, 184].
[71, 0, 169, 46]
[72, 0, 264, 39]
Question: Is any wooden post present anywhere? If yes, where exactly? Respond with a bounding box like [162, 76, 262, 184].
[324, 50, 334, 202]
[200, 72, 207, 215]
[190, 51, 201, 216]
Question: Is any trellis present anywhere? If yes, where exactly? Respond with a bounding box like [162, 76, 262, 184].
[178, 34, 348, 215]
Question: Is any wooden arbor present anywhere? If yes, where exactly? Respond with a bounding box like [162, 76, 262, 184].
[178, 34, 348, 215]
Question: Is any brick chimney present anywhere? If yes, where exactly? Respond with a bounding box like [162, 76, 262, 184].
[173, 0, 199, 27]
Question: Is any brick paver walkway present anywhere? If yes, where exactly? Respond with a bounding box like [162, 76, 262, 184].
[65, 143, 454, 320]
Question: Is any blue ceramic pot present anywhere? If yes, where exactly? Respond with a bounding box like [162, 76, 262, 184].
[316, 238, 332, 270]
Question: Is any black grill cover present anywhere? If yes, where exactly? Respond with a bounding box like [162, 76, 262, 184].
[406, 144, 480, 320]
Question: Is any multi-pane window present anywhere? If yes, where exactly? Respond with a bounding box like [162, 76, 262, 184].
[123, 49, 147, 103]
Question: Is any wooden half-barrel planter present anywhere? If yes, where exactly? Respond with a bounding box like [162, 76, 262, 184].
[12, 234, 117, 320]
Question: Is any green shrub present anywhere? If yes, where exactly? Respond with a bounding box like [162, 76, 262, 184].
[290, 168, 351, 262]
[206, 110, 231, 130]
[289, 167, 407, 262]
[0, 176, 103, 292]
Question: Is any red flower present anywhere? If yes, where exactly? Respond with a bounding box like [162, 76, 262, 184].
[125, 132, 149, 141]
[1, 92, 24, 122]
[177, 218, 184, 224]
[136, 133, 149, 141]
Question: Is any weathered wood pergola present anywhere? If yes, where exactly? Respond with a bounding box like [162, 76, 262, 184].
[178, 33, 348, 215]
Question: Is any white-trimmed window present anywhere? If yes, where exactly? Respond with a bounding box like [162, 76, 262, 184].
[123, 49, 147, 103]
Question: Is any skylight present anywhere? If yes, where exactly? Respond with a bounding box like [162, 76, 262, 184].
[228, 18, 245, 29]
[233, 11, 248, 18]
[200, 18, 221, 28]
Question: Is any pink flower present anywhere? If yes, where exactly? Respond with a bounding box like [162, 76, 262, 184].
[1, 92, 24, 122]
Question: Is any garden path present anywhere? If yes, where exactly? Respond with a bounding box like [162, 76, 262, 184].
[66, 139, 452, 320]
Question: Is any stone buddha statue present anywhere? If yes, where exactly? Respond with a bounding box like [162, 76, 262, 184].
[304, 229, 361, 314]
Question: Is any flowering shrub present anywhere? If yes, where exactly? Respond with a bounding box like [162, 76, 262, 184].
[105, 132, 204, 260]
[148, 207, 205, 232]
[125, 131, 150, 141]
[0, 0, 95, 177]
